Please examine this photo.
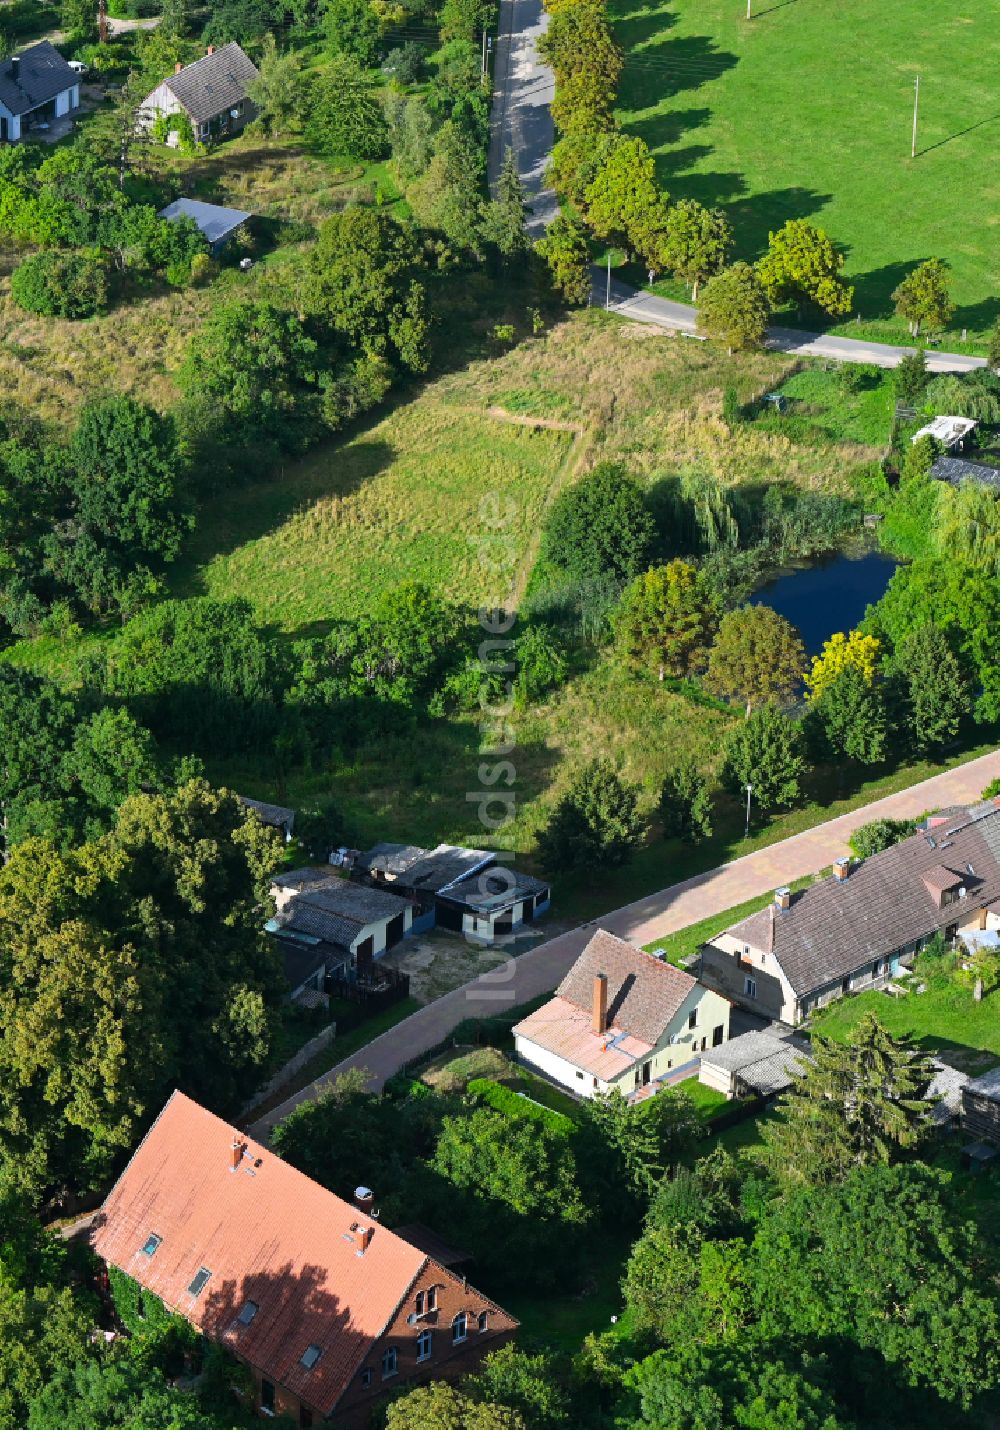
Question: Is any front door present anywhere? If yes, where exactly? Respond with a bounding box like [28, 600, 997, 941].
[355, 935, 374, 977]
[642, 1061, 651, 1085]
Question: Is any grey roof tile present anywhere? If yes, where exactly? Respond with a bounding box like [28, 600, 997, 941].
[163, 42, 258, 124]
[0, 42, 77, 116]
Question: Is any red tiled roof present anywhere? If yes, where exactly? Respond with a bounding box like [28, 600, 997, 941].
[91, 1092, 427, 1415]
[513, 995, 653, 1079]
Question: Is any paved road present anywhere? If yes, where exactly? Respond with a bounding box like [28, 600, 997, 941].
[247, 747, 1000, 1138]
[598, 273, 989, 374]
[487, 0, 557, 234]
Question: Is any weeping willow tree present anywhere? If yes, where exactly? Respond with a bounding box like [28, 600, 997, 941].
[935, 481, 1000, 572]
[678, 468, 740, 552]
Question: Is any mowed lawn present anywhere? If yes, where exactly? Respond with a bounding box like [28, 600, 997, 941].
[610, 0, 999, 332]
[178, 399, 576, 630]
[810, 980, 1000, 1067]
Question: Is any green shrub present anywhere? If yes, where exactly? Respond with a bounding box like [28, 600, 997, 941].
[10, 250, 108, 318]
[467, 1077, 575, 1134]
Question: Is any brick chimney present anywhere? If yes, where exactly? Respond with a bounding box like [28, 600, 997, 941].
[354, 1185, 376, 1217]
[592, 973, 608, 1036]
[175, 61, 183, 73]
[774, 886, 791, 911]
[229, 1137, 246, 1171]
[358, 1225, 374, 1253]
[206, 44, 214, 54]
[833, 856, 851, 882]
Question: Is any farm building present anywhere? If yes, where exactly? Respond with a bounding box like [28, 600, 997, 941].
[269, 869, 416, 980]
[240, 796, 295, 842]
[356, 842, 550, 942]
[140, 42, 259, 145]
[91, 1092, 517, 1427]
[0, 42, 80, 142]
[701, 805, 1000, 1025]
[513, 929, 730, 1100]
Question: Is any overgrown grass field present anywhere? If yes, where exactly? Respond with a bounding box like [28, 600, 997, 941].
[610, 0, 999, 340]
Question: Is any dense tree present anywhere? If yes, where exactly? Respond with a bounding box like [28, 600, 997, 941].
[753, 1163, 999, 1407]
[537, 758, 643, 875]
[464, 1346, 570, 1429]
[539, 0, 622, 136]
[307, 206, 429, 371]
[385, 1382, 526, 1430]
[248, 35, 304, 135]
[960, 941, 1000, 1003]
[705, 604, 805, 716]
[893, 347, 929, 403]
[721, 703, 806, 813]
[892, 258, 954, 336]
[582, 1086, 697, 1202]
[614, 560, 719, 680]
[658, 199, 732, 299]
[989, 318, 1000, 370]
[439, 0, 493, 43]
[178, 300, 320, 449]
[10, 251, 108, 319]
[759, 1014, 935, 1190]
[542, 463, 655, 585]
[757, 218, 853, 316]
[480, 149, 531, 264]
[322, 0, 383, 64]
[658, 756, 713, 843]
[895, 622, 970, 751]
[806, 628, 880, 700]
[535, 211, 592, 305]
[583, 135, 668, 263]
[385, 91, 434, 179]
[849, 816, 917, 859]
[698, 262, 770, 353]
[808, 664, 888, 764]
[306, 55, 389, 159]
[409, 120, 486, 256]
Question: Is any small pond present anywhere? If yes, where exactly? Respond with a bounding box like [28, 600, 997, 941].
[751, 548, 899, 656]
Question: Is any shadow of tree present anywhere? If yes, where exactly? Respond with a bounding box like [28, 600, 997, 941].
[628, 104, 713, 151]
[618, 33, 740, 111]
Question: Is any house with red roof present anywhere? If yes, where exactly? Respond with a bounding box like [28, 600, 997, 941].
[513, 929, 731, 1099]
[91, 1092, 517, 1427]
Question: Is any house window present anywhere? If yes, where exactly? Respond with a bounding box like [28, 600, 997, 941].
[140, 1233, 161, 1257]
[477, 1311, 489, 1332]
[260, 1380, 275, 1415]
[415, 1290, 426, 1316]
[381, 1346, 398, 1379]
[452, 1313, 468, 1344]
[360, 1369, 373, 1390]
[713, 1024, 724, 1046]
[946, 924, 958, 942]
[417, 1329, 432, 1361]
[300, 1345, 322, 1370]
[187, 1267, 211, 1298]
[841, 976, 850, 994]
[427, 1286, 437, 1313]
[744, 976, 757, 999]
[575, 1070, 584, 1080]
[687, 1009, 697, 1030]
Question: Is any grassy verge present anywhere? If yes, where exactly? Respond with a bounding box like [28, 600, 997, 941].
[646, 874, 818, 967]
[610, 0, 997, 335]
[810, 971, 1000, 1068]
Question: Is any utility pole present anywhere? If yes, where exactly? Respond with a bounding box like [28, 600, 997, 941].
[744, 783, 753, 839]
[605, 252, 611, 310]
[911, 74, 920, 158]
[481, 27, 487, 77]
[746, 0, 752, 17]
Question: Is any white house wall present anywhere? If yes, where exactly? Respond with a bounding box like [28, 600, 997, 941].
[513, 1034, 608, 1098]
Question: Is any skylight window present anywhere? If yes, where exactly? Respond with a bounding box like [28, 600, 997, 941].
[187, 1267, 212, 1297]
[237, 1300, 258, 1326]
[300, 1344, 323, 1370]
[141, 1233, 162, 1257]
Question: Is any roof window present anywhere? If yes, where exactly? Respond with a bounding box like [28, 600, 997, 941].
[237, 1300, 258, 1326]
[301, 1344, 323, 1370]
[141, 1233, 161, 1257]
[187, 1267, 212, 1297]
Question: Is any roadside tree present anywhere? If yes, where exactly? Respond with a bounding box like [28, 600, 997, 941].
[757, 219, 853, 317]
[537, 758, 643, 875]
[658, 756, 713, 844]
[698, 262, 770, 353]
[536, 212, 591, 305]
[892, 258, 954, 336]
[658, 199, 732, 299]
[721, 703, 806, 813]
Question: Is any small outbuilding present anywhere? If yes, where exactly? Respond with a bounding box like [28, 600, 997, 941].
[240, 796, 295, 842]
[930, 454, 1000, 488]
[961, 1067, 1000, 1144]
[159, 197, 251, 255]
[140, 42, 259, 145]
[698, 1027, 811, 1100]
[911, 415, 977, 451]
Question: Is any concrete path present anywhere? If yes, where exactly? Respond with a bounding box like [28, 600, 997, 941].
[598, 273, 989, 374]
[247, 746, 1000, 1137]
[487, 0, 557, 234]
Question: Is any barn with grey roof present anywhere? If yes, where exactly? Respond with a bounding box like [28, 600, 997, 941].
[701, 806, 1000, 1024]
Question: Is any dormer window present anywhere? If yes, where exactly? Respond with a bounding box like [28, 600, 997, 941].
[187, 1267, 211, 1298]
[300, 1344, 322, 1370]
[141, 1233, 161, 1257]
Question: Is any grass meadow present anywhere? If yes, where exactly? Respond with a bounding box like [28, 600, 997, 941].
[609, 0, 1000, 342]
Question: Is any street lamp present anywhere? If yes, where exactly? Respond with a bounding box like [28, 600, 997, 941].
[744, 783, 753, 839]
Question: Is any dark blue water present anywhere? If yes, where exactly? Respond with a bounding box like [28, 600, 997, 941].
[751, 549, 898, 656]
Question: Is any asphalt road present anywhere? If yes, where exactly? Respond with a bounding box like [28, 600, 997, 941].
[487, 0, 557, 234]
[597, 272, 989, 374]
[246, 747, 1000, 1138]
